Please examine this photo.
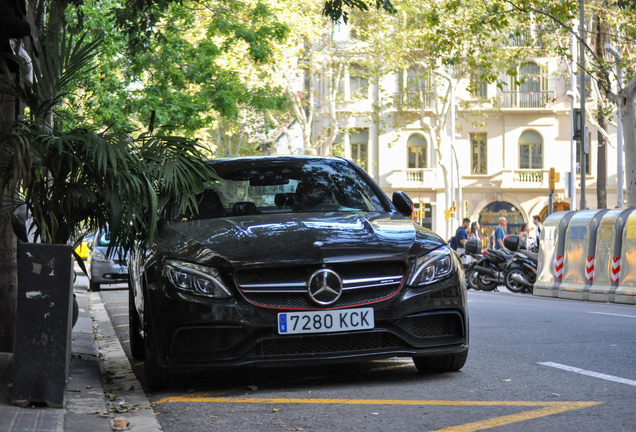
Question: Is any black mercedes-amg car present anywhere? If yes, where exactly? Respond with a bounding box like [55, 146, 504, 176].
[128, 156, 469, 389]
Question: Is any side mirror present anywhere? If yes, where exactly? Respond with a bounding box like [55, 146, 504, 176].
[392, 191, 413, 217]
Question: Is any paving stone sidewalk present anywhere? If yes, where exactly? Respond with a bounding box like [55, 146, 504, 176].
[0, 287, 111, 432]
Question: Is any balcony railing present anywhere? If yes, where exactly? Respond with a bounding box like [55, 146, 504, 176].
[501, 169, 547, 188]
[386, 168, 437, 188]
[500, 91, 555, 108]
[392, 91, 434, 111]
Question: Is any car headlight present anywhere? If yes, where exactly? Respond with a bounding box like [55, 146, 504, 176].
[164, 260, 232, 299]
[407, 246, 455, 287]
[92, 250, 108, 262]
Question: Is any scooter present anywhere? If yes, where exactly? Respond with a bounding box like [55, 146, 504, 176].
[502, 242, 538, 293]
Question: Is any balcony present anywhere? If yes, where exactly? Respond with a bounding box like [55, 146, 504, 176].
[499, 91, 555, 109]
[392, 91, 434, 111]
[386, 168, 437, 189]
[501, 169, 548, 188]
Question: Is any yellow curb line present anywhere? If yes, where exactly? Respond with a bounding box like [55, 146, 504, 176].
[153, 396, 602, 432]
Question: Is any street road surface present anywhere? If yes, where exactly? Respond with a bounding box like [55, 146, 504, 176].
[90, 277, 635, 432]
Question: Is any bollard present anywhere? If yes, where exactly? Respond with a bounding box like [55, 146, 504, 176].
[558, 209, 609, 301]
[12, 243, 74, 408]
[589, 209, 634, 303]
[614, 211, 636, 305]
[534, 211, 576, 298]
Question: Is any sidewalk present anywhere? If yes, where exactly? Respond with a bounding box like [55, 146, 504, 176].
[0, 263, 161, 432]
[0, 286, 111, 432]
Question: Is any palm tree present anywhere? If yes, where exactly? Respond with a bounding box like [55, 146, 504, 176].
[1, 32, 215, 251]
[0, 33, 216, 347]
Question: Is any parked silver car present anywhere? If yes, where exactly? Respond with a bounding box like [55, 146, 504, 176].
[87, 231, 128, 291]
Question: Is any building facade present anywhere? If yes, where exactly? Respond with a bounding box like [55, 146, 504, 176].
[269, 30, 625, 243]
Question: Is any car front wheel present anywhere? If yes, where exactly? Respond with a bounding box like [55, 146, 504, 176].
[89, 279, 101, 291]
[412, 350, 468, 374]
[129, 288, 145, 360]
[143, 296, 169, 390]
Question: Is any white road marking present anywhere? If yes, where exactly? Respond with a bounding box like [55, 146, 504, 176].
[539, 362, 636, 387]
[587, 312, 636, 319]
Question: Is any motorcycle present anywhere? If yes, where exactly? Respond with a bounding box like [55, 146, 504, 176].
[502, 241, 538, 294]
[466, 235, 536, 293]
[463, 239, 489, 290]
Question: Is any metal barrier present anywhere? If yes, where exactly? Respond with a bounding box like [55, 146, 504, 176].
[588, 209, 634, 303]
[558, 209, 609, 301]
[534, 211, 576, 298]
[614, 210, 636, 305]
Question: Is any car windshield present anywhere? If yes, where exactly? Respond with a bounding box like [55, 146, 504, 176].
[165, 157, 387, 221]
[96, 231, 111, 247]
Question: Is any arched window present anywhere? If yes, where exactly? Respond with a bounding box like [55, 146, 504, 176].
[519, 130, 542, 169]
[407, 134, 427, 169]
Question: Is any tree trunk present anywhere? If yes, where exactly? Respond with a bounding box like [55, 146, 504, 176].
[0, 76, 18, 352]
[622, 88, 636, 207]
[595, 14, 607, 209]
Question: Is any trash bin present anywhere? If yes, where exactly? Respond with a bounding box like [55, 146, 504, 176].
[589, 209, 634, 303]
[558, 209, 609, 301]
[614, 211, 636, 305]
[534, 211, 576, 298]
[12, 243, 74, 408]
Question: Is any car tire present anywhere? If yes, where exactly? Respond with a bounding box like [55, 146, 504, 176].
[412, 350, 468, 374]
[89, 279, 101, 291]
[504, 268, 528, 293]
[143, 296, 169, 390]
[129, 288, 145, 360]
[465, 269, 478, 290]
[475, 274, 497, 291]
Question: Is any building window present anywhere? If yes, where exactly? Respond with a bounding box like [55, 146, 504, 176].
[397, 67, 430, 109]
[470, 70, 487, 99]
[349, 65, 368, 100]
[471, 133, 487, 174]
[504, 62, 550, 108]
[407, 134, 427, 169]
[519, 130, 542, 169]
[351, 129, 368, 170]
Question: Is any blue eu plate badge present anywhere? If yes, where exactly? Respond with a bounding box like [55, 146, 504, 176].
[279, 314, 287, 333]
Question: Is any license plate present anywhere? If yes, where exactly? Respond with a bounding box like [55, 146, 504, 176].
[278, 308, 374, 335]
[118, 267, 128, 274]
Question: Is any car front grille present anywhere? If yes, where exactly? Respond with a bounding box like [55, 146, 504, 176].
[248, 331, 408, 357]
[235, 262, 406, 310]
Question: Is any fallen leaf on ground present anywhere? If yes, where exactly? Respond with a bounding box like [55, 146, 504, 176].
[272, 407, 280, 412]
[247, 385, 258, 391]
[500, 379, 511, 382]
[86, 385, 92, 389]
[211, 415, 217, 418]
[112, 419, 130, 430]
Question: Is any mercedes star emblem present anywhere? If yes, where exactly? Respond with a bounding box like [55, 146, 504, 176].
[307, 269, 343, 306]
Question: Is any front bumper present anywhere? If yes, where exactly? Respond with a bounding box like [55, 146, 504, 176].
[90, 260, 129, 284]
[145, 273, 469, 371]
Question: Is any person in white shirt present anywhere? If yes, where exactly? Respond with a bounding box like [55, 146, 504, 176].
[532, 215, 543, 251]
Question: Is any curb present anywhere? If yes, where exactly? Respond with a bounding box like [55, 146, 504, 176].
[88, 292, 163, 432]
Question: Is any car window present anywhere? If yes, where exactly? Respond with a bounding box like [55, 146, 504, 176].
[166, 158, 387, 221]
[96, 231, 111, 246]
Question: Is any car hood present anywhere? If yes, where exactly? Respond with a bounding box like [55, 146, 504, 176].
[157, 212, 444, 267]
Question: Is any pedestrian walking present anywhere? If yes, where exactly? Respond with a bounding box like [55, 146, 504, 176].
[518, 223, 530, 249]
[494, 217, 507, 250]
